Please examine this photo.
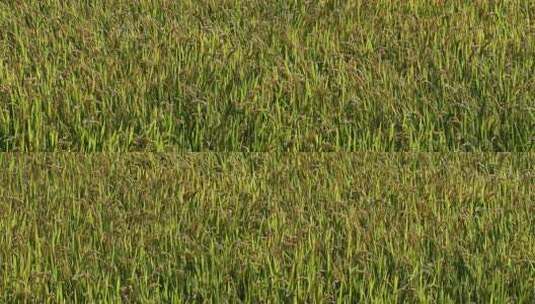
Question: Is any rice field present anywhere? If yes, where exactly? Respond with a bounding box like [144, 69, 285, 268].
[1, 154, 534, 302]
[1, 0, 533, 151]
[1, 1, 534, 303]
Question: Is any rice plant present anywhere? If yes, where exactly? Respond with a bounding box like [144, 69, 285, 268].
[1, 0, 533, 151]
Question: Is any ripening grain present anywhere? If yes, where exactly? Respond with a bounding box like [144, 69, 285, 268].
[0, 154, 534, 302]
[1, 1, 534, 151]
